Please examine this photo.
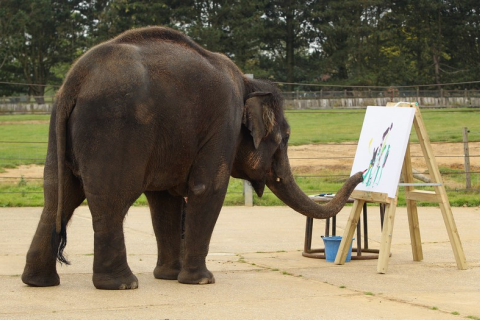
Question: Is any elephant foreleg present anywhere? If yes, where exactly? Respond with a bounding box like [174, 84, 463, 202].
[178, 193, 225, 284]
[178, 171, 229, 285]
[145, 191, 184, 280]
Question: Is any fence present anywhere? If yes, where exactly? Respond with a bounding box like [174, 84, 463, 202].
[282, 89, 480, 109]
[281, 89, 480, 99]
[3, 89, 480, 113]
[0, 95, 56, 104]
[0, 94, 54, 114]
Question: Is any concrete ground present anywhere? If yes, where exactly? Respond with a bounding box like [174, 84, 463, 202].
[1, 205, 479, 319]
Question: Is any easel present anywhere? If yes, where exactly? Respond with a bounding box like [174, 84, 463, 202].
[334, 102, 467, 273]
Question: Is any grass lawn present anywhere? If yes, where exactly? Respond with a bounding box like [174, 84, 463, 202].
[3, 174, 479, 207]
[1, 108, 479, 207]
[0, 115, 49, 171]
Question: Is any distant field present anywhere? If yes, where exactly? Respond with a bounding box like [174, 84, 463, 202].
[0, 114, 51, 122]
[285, 108, 480, 144]
[1, 107, 479, 150]
[1, 108, 479, 207]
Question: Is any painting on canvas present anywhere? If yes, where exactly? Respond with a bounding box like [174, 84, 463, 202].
[350, 106, 416, 198]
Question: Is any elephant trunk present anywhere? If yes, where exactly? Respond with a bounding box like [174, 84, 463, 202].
[266, 162, 364, 219]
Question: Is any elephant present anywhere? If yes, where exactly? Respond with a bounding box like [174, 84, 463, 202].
[22, 26, 363, 290]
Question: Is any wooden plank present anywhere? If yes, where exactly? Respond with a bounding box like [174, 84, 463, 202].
[405, 190, 440, 202]
[402, 143, 423, 261]
[334, 199, 365, 265]
[377, 199, 398, 273]
[351, 190, 392, 204]
[386, 102, 413, 108]
[399, 183, 442, 187]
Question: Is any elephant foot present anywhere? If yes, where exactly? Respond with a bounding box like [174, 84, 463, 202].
[178, 267, 215, 285]
[92, 270, 138, 290]
[21, 270, 60, 287]
[154, 264, 181, 280]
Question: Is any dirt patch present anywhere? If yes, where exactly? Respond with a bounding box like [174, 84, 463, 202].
[0, 120, 49, 125]
[1, 142, 478, 182]
[0, 165, 44, 183]
[288, 142, 480, 174]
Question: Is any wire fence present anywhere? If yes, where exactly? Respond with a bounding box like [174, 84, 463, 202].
[3, 77, 480, 109]
[2, 89, 480, 105]
[1, 141, 478, 200]
[281, 89, 480, 99]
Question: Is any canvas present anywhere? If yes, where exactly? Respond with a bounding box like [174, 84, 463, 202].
[350, 106, 416, 198]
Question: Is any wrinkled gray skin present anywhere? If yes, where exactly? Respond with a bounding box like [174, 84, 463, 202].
[22, 27, 363, 290]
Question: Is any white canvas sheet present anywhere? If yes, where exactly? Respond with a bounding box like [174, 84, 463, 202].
[350, 106, 415, 198]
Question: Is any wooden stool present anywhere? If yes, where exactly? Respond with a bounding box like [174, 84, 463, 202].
[302, 196, 385, 260]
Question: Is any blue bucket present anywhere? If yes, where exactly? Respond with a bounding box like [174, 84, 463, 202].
[322, 236, 354, 262]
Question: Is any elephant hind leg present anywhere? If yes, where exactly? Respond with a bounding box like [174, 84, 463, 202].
[87, 192, 140, 290]
[22, 167, 85, 287]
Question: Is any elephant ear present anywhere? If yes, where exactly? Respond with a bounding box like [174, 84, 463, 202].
[243, 92, 276, 149]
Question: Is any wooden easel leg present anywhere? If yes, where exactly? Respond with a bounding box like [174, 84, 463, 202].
[377, 200, 397, 273]
[335, 200, 364, 265]
[411, 102, 467, 270]
[402, 142, 423, 261]
[406, 200, 423, 261]
[438, 201, 468, 270]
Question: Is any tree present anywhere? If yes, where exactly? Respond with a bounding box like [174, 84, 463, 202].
[385, 0, 480, 87]
[94, 0, 195, 42]
[261, 0, 317, 90]
[0, 28, 25, 96]
[0, 0, 101, 100]
[186, 0, 266, 74]
[309, 0, 392, 86]
[439, 0, 480, 86]
[2, 0, 480, 96]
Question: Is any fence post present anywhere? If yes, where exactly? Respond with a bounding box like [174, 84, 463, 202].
[463, 127, 472, 190]
[243, 73, 254, 206]
[243, 180, 254, 206]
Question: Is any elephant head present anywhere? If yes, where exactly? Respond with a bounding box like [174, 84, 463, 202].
[232, 79, 363, 219]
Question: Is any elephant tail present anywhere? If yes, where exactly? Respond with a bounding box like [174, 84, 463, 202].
[52, 86, 76, 265]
